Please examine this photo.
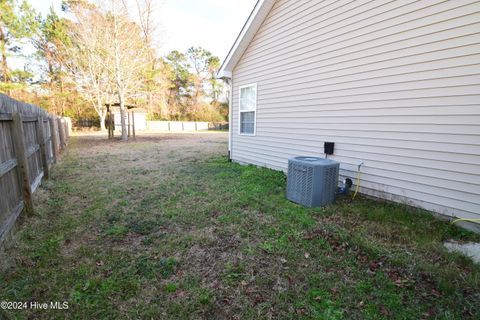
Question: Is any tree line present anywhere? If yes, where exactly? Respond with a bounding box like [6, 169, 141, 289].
[0, 0, 227, 140]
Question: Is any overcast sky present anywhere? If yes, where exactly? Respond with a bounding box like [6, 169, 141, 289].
[29, 0, 257, 60]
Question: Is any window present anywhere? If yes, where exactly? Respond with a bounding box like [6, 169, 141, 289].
[239, 84, 257, 135]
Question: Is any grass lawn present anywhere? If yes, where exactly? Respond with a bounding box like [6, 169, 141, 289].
[1, 132, 479, 319]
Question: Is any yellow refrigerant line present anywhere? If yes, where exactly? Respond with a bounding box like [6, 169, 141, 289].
[352, 162, 364, 200]
[451, 218, 480, 225]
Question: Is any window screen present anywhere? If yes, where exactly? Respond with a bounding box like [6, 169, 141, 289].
[240, 111, 255, 134]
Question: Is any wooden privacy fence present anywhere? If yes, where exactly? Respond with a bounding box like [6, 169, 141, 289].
[0, 94, 69, 247]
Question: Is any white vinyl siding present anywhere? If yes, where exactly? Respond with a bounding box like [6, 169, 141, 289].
[239, 84, 257, 135]
[230, 0, 480, 221]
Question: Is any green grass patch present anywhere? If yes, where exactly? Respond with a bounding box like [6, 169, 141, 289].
[1, 134, 479, 319]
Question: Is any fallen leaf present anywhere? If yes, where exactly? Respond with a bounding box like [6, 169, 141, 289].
[296, 308, 306, 315]
[380, 306, 391, 316]
[244, 287, 255, 294]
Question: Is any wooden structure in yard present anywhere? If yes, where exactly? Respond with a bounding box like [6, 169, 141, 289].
[0, 94, 69, 249]
[105, 103, 143, 139]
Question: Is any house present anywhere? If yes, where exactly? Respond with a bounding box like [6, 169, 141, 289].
[219, 0, 480, 223]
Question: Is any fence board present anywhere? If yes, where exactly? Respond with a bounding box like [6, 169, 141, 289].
[0, 169, 21, 229]
[31, 172, 43, 194]
[57, 118, 66, 149]
[12, 112, 34, 216]
[43, 119, 54, 165]
[0, 202, 23, 246]
[0, 113, 12, 121]
[0, 159, 17, 178]
[49, 118, 60, 163]
[0, 121, 15, 163]
[0, 118, 20, 230]
[37, 117, 49, 179]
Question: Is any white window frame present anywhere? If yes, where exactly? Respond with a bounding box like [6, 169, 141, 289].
[238, 83, 257, 136]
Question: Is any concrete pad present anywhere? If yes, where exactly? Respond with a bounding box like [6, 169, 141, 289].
[444, 241, 480, 264]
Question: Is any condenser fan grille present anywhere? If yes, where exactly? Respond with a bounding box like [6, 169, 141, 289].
[287, 163, 314, 205]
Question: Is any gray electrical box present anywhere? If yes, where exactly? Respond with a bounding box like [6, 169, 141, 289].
[287, 157, 339, 207]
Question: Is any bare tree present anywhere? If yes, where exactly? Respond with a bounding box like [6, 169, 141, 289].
[133, 0, 167, 116]
[63, 0, 154, 137]
[96, 0, 153, 140]
[62, 2, 110, 130]
[134, 0, 159, 51]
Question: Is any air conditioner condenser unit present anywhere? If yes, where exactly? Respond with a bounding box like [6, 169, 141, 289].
[287, 157, 340, 207]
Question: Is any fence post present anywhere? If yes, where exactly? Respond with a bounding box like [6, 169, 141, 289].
[108, 113, 111, 139]
[57, 118, 65, 149]
[36, 116, 49, 179]
[49, 117, 59, 163]
[132, 111, 136, 139]
[107, 113, 111, 139]
[65, 117, 71, 138]
[63, 119, 69, 145]
[127, 112, 131, 137]
[11, 112, 34, 216]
